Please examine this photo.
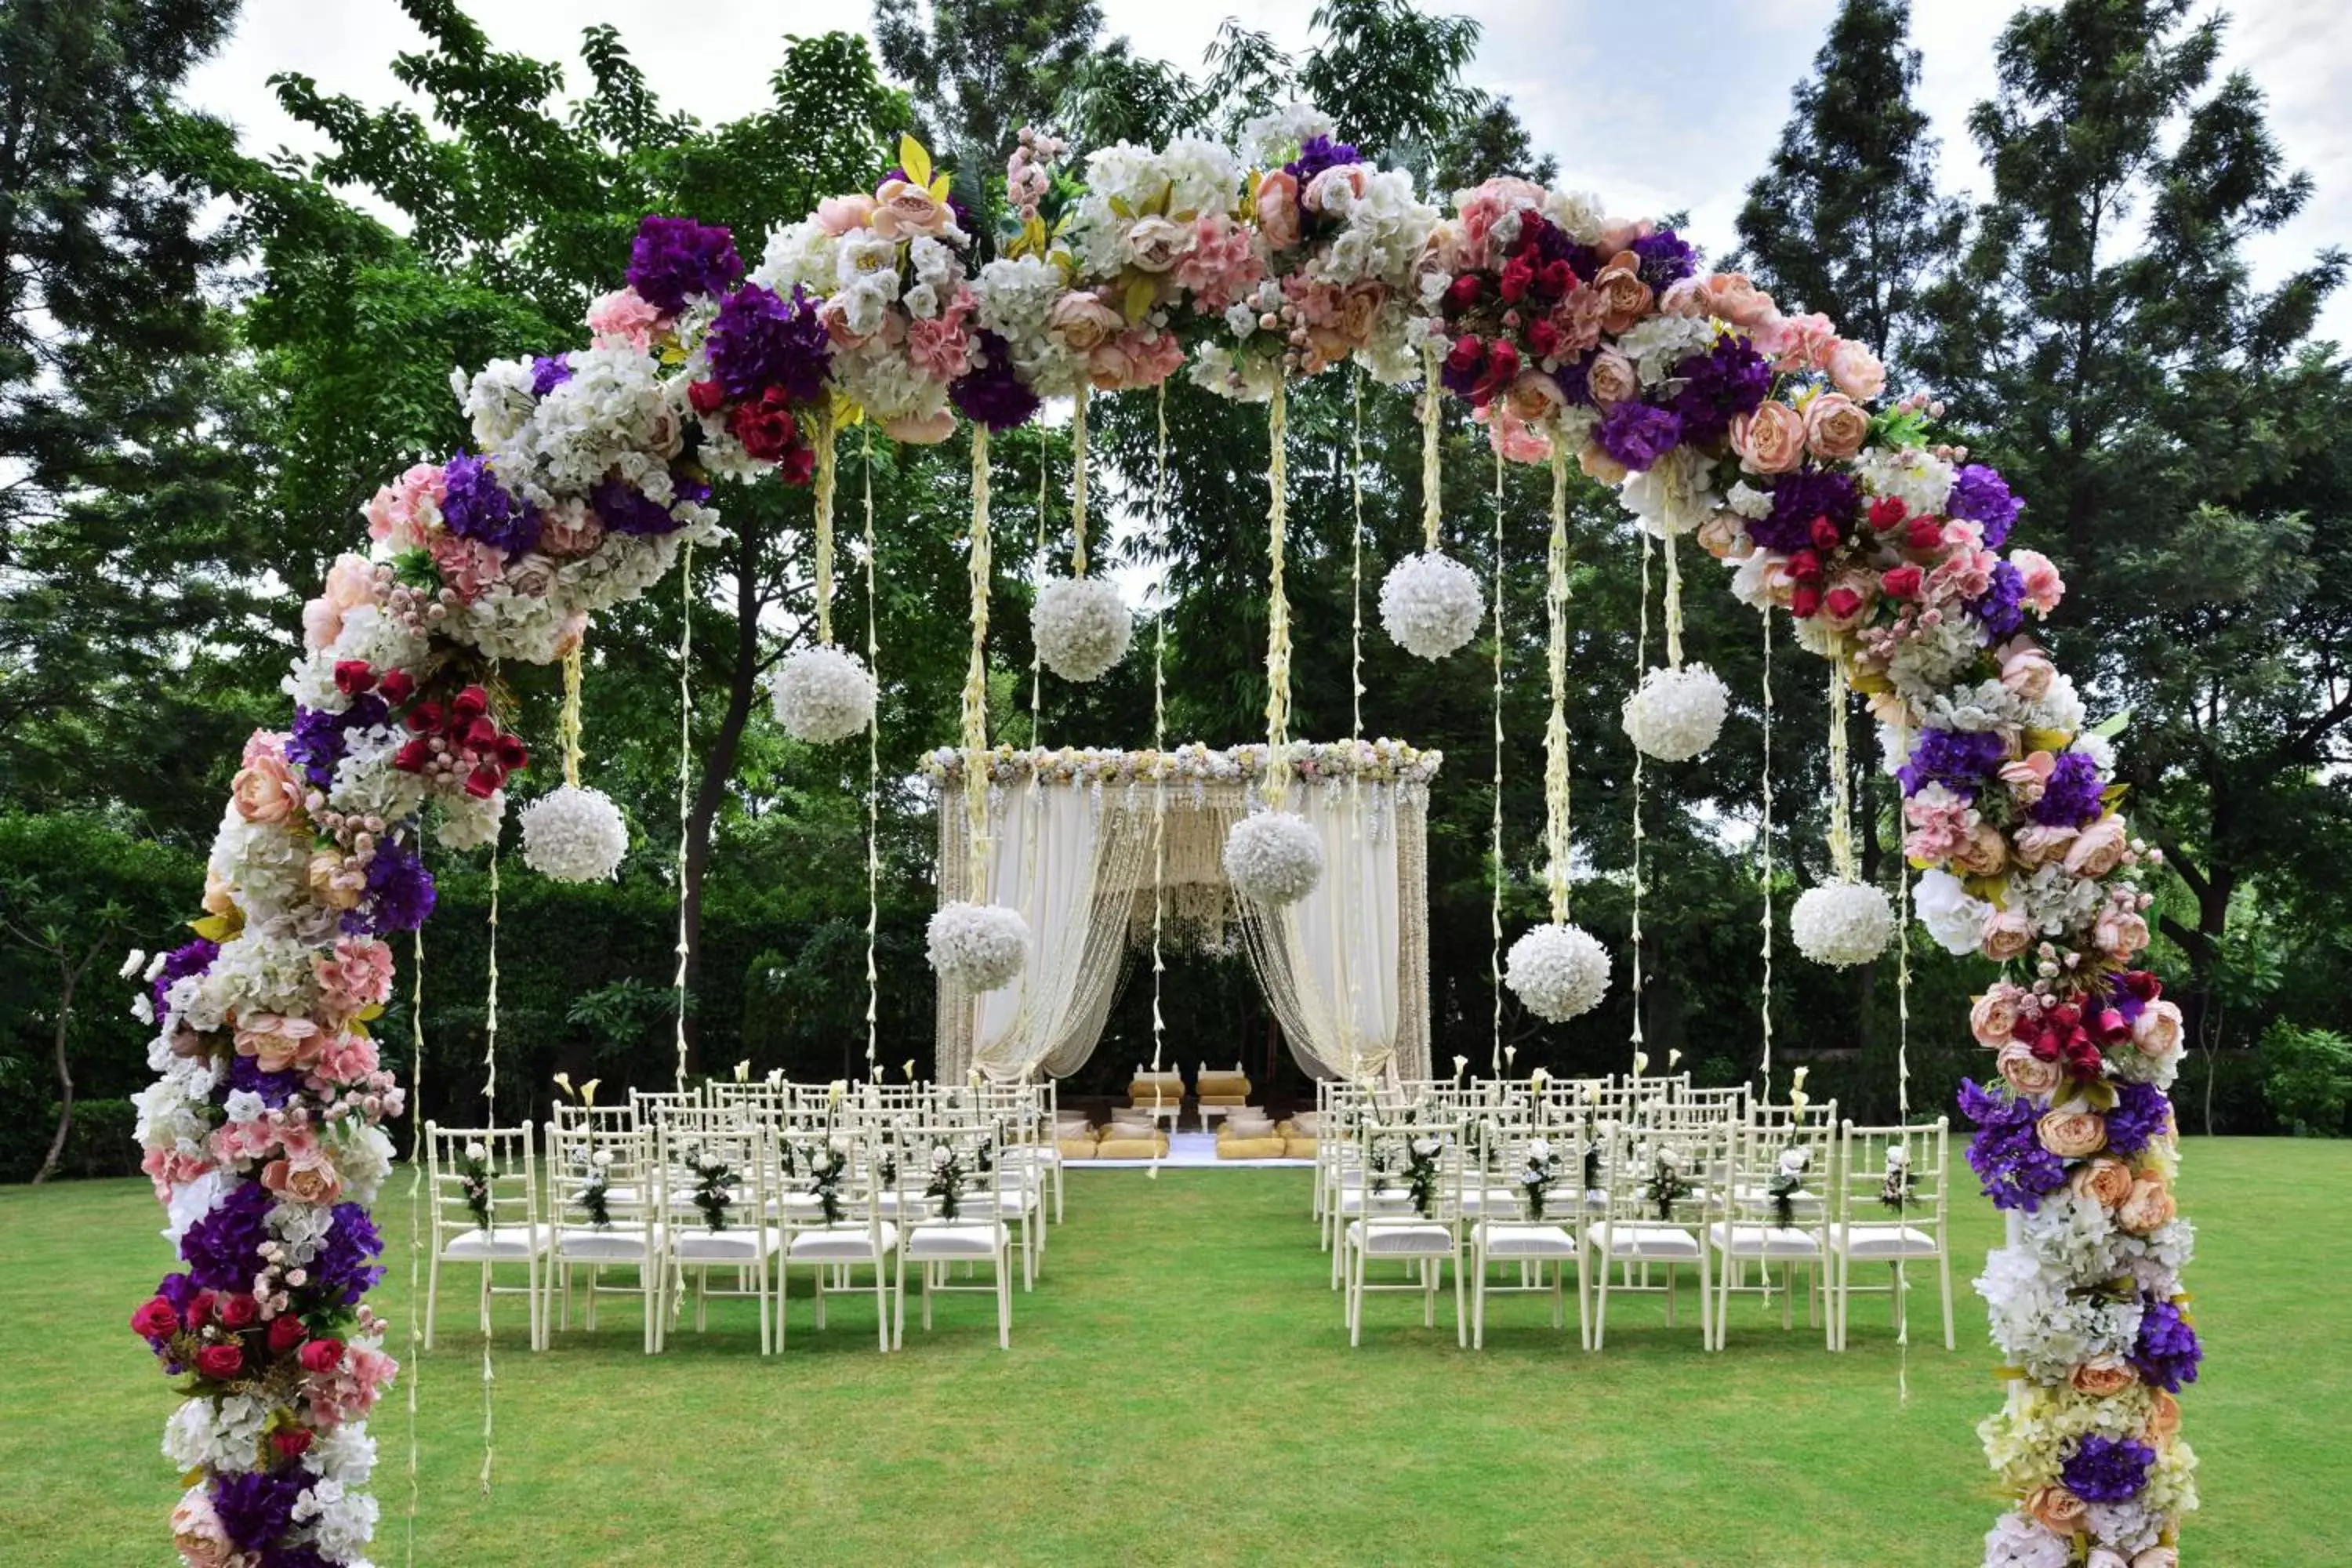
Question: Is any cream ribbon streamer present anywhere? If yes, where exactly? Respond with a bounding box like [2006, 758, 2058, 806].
[1544, 445, 1573, 924]
[1629, 532, 1651, 1061]
[812, 405, 838, 645]
[863, 427, 880, 1068]
[1489, 449, 1504, 1072]
[1759, 608, 1776, 1103]
[1262, 383, 1292, 805]
[962, 428, 994, 898]
[402, 925, 423, 1566]
[673, 542, 694, 1091]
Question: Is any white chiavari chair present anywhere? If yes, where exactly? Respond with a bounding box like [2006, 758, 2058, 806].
[423, 1123, 548, 1351]
[1708, 1100, 1836, 1349]
[543, 1118, 663, 1352]
[658, 1113, 780, 1353]
[1342, 1116, 1468, 1348]
[1587, 1116, 1719, 1350]
[778, 1127, 896, 1353]
[1467, 1118, 1586, 1349]
[892, 1122, 1013, 1350]
[1830, 1117, 1954, 1352]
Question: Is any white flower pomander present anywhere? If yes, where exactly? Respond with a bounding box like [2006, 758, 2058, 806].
[1791, 880, 1895, 967]
[1033, 575, 1133, 682]
[1222, 811, 1324, 906]
[1505, 923, 1611, 1022]
[519, 785, 629, 882]
[926, 901, 1029, 992]
[1377, 550, 1483, 660]
[1621, 664, 1729, 761]
[771, 644, 877, 743]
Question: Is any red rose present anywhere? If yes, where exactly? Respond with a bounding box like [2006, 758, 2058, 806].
[1790, 585, 1822, 620]
[463, 715, 499, 750]
[1824, 587, 1863, 622]
[377, 669, 416, 706]
[267, 1315, 307, 1354]
[1880, 564, 1922, 600]
[1525, 317, 1561, 358]
[132, 1298, 179, 1341]
[1444, 335, 1485, 377]
[1808, 515, 1843, 553]
[299, 1338, 345, 1375]
[464, 764, 503, 800]
[686, 378, 727, 416]
[1444, 274, 1483, 310]
[1537, 260, 1575, 300]
[1868, 495, 1907, 531]
[333, 660, 377, 696]
[186, 1290, 216, 1330]
[391, 737, 432, 773]
[271, 1428, 314, 1461]
[195, 1342, 245, 1381]
[494, 734, 528, 771]
[1497, 255, 1535, 304]
[403, 701, 444, 735]
[1788, 550, 1824, 586]
[726, 388, 797, 461]
[218, 1293, 259, 1330]
[452, 685, 488, 723]
[1904, 517, 1943, 552]
[2120, 971, 2162, 1003]
[779, 445, 817, 487]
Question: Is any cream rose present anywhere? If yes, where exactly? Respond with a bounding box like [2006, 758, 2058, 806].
[1048, 292, 1124, 353]
[1123, 215, 1189, 273]
[2000, 645, 2056, 700]
[1998, 1040, 2063, 1098]
[1731, 401, 1806, 474]
[2063, 817, 2129, 877]
[1803, 391, 1870, 460]
[1953, 822, 2010, 878]
[2096, 909, 2151, 960]
[2132, 1550, 2179, 1568]
[870, 178, 950, 240]
[2147, 1389, 2182, 1441]
[2012, 823, 2078, 869]
[232, 750, 302, 826]
[2118, 1175, 2176, 1235]
[1592, 250, 1653, 333]
[1983, 908, 2036, 961]
[1971, 989, 2024, 1047]
[264, 1155, 343, 1207]
[2038, 1109, 2109, 1160]
[1697, 513, 1750, 561]
[1579, 441, 1628, 485]
[1254, 171, 1301, 249]
[1584, 347, 1639, 406]
[2132, 999, 2185, 1058]
[2071, 1156, 2135, 1208]
[1825, 338, 1886, 399]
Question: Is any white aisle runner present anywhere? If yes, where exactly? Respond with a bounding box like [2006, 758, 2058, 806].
[1081, 1131, 1314, 1170]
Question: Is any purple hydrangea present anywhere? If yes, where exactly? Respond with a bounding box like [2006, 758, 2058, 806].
[1669, 336, 1770, 445]
[949, 331, 1043, 431]
[1947, 463, 2022, 548]
[706, 282, 833, 403]
[530, 354, 573, 397]
[150, 938, 220, 1018]
[439, 451, 540, 555]
[2132, 1295, 2202, 1392]
[1285, 132, 1362, 186]
[1898, 727, 2009, 800]
[350, 833, 435, 936]
[1630, 227, 1697, 288]
[590, 476, 684, 537]
[626, 215, 743, 316]
[210, 1468, 309, 1551]
[2060, 1435, 2154, 1504]
[1552, 350, 1595, 407]
[223, 1054, 302, 1110]
[1595, 401, 1682, 471]
[2103, 1080, 2172, 1158]
[285, 694, 387, 792]
[307, 1201, 387, 1308]
[264, 1548, 335, 1568]
[2029, 750, 2105, 828]
[1751, 468, 1862, 554]
[1973, 558, 2027, 639]
[180, 1176, 275, 1290]
[1958, 1079, 2067, 1211]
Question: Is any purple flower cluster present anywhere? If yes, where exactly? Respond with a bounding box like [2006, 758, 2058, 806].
[439, 451, 540, 555]
[309, 1202, 386, 1307]
[1751, 467, 1860, 554]
[1974, 558, 2027, 639]
[211, 1467, 309, 1551]
[1899, 727, 2009, 800]
[2132, 1294, 2201, 1392]
[223, 1054, 302, 1110]
[1595, 401, 1682, 470]
[2060, 1435, 2154, 1504]
[2029, 750, 2105, 828]
[949, 331, 1043, 431]
[1285, 132, 1362, 186]
[2103, 1080, 2172, 1158]
[530, 354, 573, 397]
[1669, 336, 1770, 445]
[180, 1176, 274, 1290]
[1630, 227, 1697, 288]
[1947, 463, 2021, 548]
[350, 833, 435, 936]
[150, 938, 220, 1018]
[590, 475, 684, 537]
[1958, 1079, 2067, 1211]
[626, 215, 742, 316]
[706, 282, 832, 402]
[285, 694, 388, 792]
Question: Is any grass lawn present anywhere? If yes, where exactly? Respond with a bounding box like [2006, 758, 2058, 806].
[1, 1137, 2345, 1566]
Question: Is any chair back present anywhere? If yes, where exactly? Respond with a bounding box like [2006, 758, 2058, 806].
[544, 1120, 659, 1237]
[424, 1122, 538, 1241]
[1835, 1117, 1950, 1240]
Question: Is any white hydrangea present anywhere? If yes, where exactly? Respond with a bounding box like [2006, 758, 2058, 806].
[133, 1062, 216, 1152]
[971, 256, 1082, 396]
[195, 929, 319, 1021]
[433, 789, 505, 852]
[1377, 551, 1483, 660]
[455, 357, 540, 449]
[293, 1475, 380, 1560]
[1223, 811, 1324, 906]
[771, 644, 878, 743]
[2015, 861, 2103, 936]
[1727, 481, 1774, 520]
[1239, 102, 1336, 166]
[1621, 665, 1730, 761]
[325, 1119, 397, 1204]
[2034, 672, 2087, 738]
[1033, 575, 1134, 682]
[926, 901, 1029, 991]
[1911, 868, 1992, 956]
[1791, 880, 1894, 967]
[1615, 315, 1717, 385]
[1984, 1512, 2072, 1568]
[753, 216, 836, 296]
[2071, 730, 2118, 776]
[1620, 448, 1721, 538]
[1505, 923, 1611, 1022]
[1887, 615, 1984, 699]
[162, 1393, 270, 1475]
[520, 344, 681, 496]
[1189, 341, 1283, 403]
[307, 1420, 379, 1488]
[1853, 444, 1956, 521]
[325, 724, 430, 825]
[519, 785, 629, 882]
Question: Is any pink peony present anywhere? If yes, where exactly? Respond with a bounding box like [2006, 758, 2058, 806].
[1698, 272, 1777, 328]
[365, 463, 446, 550]
[1303, 164, 1367, 212]
[2011, 822, 2079, 868]
[2095, 909, 2152, 960]
[815, 194, 877, 235]
[1971, 985, 2027, 1047]
[303, 554, 381, 652]
[2009, 547, 2066, 615]
[1825, 338, 1886, 399]
[314, 936, 395, 1017]
[1998, 642, 2056, 700]
[586, 287, 663, 350]
[1803, 391, 1870, 460]
[1756, 310, 1836, 372]
[2133, 999, 2185, 1058]
[1254, 170, 1301, 250]
[263, 1150, 343, 1207]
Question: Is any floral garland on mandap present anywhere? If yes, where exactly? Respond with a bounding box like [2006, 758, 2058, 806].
[129, 115, 2188, 1567]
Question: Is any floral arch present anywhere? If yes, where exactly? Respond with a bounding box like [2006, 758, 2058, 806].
[129, 110, 2194, 1567]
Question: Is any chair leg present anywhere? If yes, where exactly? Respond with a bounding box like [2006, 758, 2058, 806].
[1472, 1247, 1486, 1350]
[996, 1249, 1011, 1351]
[1939, 1249, 1955, 1351]
[922, 1261, 934, 1333]
[891, 1247, 906, 1351]
[1452, 1250, 1466, 1349]
[423, 1248, 441, 1352]
[874, 1258, 891, 1354]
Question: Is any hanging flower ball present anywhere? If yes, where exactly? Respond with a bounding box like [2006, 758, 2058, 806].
[771, 644, 877, 744]
[1621, 663, 1730, 761]
[926, 900, 1029, 991]
[1790, 880, 1895, 967]
[1505, 922, 1612, 1022]
[1222, 811, 1323, 906]
[1033, 574, 1133, 682]
[1377, 550, 1484, 660]
[434, 789, 504, 851]
[519, 784, 630, 883]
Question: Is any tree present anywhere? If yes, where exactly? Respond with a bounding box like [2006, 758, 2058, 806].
[1914, 0, 2351, 1058]
[873, 0, 1105, 172]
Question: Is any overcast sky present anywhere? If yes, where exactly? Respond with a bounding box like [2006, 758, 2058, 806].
[184, 0, 2350, 345]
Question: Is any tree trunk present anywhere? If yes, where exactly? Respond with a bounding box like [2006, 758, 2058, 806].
[34, 943, 97, 1185]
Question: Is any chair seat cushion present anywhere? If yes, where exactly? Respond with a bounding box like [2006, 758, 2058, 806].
[443, 1225, 548, 1260]
[1475, 1222, 1577, 1258]
[1218, 1135, 1290, 1160]
[1830, 1222, 1940, 1258]
[672, 1226, 775, 1260]
[789, 1222, 898, 1261]
[906, 1221, 1007, 1259]
[1708, 1221, 1822, 1258]
[1284, 1137, 1319, 1160]
[1093, 1136, 1166, 1160]
[1593, 1222, 1703, 1260]
[552, 1225, 653, 1260]
[1055, 1138, 1098, 1160]
[1345, 1219, 1456, 1255]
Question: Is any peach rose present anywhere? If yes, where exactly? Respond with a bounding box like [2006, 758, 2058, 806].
[1304, 164, 1367, 212]
[1578, 441, 1628, 485]
[815, 194, 877, 235]
[1585, 347, 1639, 405]
[2027, 1485, 2089, 1536]
[1700, 272, 1776, 328]
[1334, 281, 1388, 346]
[2038, 1109, 2109, 1160]
[1254, 170, 1301, 250]
[1970, 989, 2024, 1047]
[1803, 391, 1870, 460]
[1697, 513, 1751, 561]
[2096, 909, 2151, 961]
[263, 1154, 343, 1207]
[235, 1011, 321, 1076]
[1657, 277, 1708, 318]
[1953, 822, 2010, 878]
[2147, 1389, 2182, 1440]
[1983, 908, 2037, 961]
[1999, 644, 2056, 700]
[1503, 369, 1564, 423]
[2071, 1156, 2135, 1208]
[1826, 338, 1886, 399]
[2132, 1550, 2179, 1568]
[303, 554, 379, 652]
[1591, 249, 1653, 333]
[2011, 823, 2078, 869]
[2010, 548, 2066, 615]
[2133, 1000, 2185, 1058]
[1998, 1040, 2063, 1098]
[1123, 215, 1189, 273]
[2070, 1356, 2137, 1396]
[2063, 817, 2129, 877]
[1048, 291, 1124, 353]
[232, 746, 303, 826]
[1731, 401, 1806, 474]
[307, 851, 367, 912]
[870, 177, 950, 240]
[2118, 1175, 2176, 1235]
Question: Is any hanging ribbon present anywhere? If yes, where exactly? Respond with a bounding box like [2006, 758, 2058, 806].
[1544, 445, 1572, 924]
[559, 644, 585, 789]
[863, 427, 880, 1070]
[1150, 384, 1171, 1079]
[1828, 660, 1857, 882]
[1629, 532, 1651, 1062]
[1896, 852, 1913, 1402]
[673, 542, 694, 1091]
[1662, 524, 1686, 671]
[1421, 341, 1445, 554]
[962, 428, 994, 899]
[478, 820, 499, 1494]
[1262, 382, 1292, 806]
[1070, 385, 1091, 579]
[1759, 608, 1776, 1104]
[1030, 425, 1050, 746]
[401, 925, 423, 1568]
[812, 405, 839, 645]
[1352, 368, 1367, 740]
[1489, 448, 1504, 1073]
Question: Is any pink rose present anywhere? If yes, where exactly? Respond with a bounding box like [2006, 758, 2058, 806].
[1697, 513, 1750, 561]
[1999, 644, 2056, 700]
[1803, 391, 1870, 460]
[2010, 548, 2066, 615]
[1123, 215, 1189, 273]
[1981, 909, 2036, 961]
[1584, 347, 1639, 406]
[2147, 1389, 2183, 1442]
[2063, 817, 2129, 877]
[1503, 370, 1564, 425]
[1657, 278, 1708, 318]
[231, 742, 302, 826]
[870, 178, 950, 240]
[2095, 909, 2151, 961]
[1303, 164, 1367, 213]
[1047, 291, 1124, 354]
[2037, 1109, 2108, 1160]
[2133, 1000, 2185, 1059]
[1826, 338, 1886, 399]
[1998, 1040, 2063, 1098]
[585, 288, 662, 351]
[1970, 986, 2025, 1047]
[365, 463, 446, 551]
[303, 554, 380, 651]
[2012, 823, 2079, 870]
[815, 194, 877, 235]
[2118, 1175, 2176, 1235]
[1699, 272, 1776, 328]
[1757, 310, 1836, 373]
[1254, 170, 1301, 250]
[171, 1494, 232, 1568]
[235, 1011, 321, 1075]
[1731, 401, 1806, 474]
[263, 1152, 343, 1207]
